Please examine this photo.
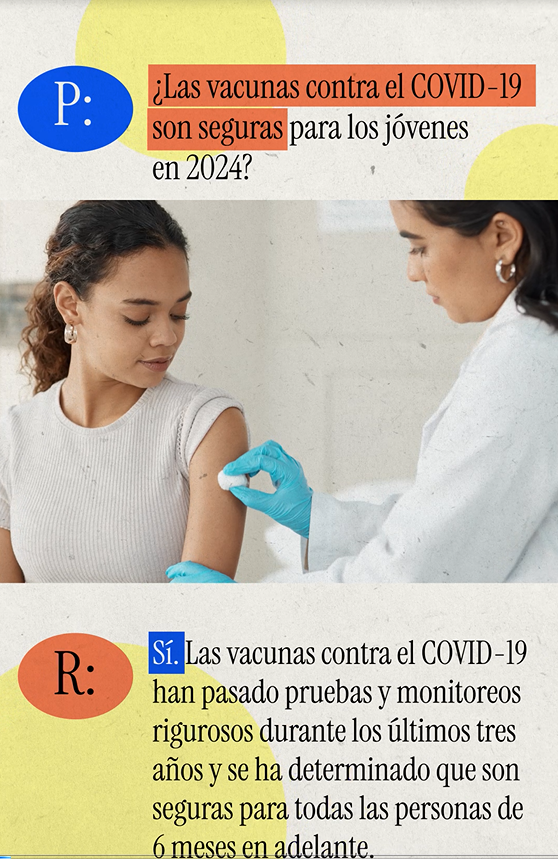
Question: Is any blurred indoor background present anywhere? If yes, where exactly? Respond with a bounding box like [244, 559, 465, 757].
[0, 200, 483, 580]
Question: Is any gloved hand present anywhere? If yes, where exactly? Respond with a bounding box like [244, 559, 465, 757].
[166, 560, 236, 583]
[222, 439, 313, 538]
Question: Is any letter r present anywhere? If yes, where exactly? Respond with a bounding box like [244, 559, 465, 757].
[55, 649, 84, 695]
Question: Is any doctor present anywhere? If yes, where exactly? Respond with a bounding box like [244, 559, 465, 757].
[168, 201, 558, 584]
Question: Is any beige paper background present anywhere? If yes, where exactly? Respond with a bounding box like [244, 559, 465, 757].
[1, 584, 557, 854]
[0, 0, 557, 198]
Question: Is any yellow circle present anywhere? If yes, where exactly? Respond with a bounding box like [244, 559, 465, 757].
[465, 124, 558, 199]
[75, 0, 286, 159]
[0, 644, 286, 853]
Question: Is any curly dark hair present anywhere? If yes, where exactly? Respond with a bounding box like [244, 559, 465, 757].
[412, 201, 558, 330]
[21, 200, 189, 393]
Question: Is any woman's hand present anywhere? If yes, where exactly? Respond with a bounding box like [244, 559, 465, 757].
[222, 440, 313, 538]
[166, 560, 236, 583]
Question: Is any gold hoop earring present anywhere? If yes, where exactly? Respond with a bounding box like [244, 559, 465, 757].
[495, 258, 516, 284]
[64, 323, 77, 344]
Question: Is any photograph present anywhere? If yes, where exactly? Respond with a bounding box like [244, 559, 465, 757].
[2, 199, 556, 584]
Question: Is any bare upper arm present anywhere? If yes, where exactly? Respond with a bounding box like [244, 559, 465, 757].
[0, 528, 24, 582]
[181, 407, 249, 578]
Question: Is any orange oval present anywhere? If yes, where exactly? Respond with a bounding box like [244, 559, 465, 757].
[18, 633, 133, 719]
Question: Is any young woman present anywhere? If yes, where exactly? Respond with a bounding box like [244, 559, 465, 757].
[0, 201, 248, 582]
[220, 201, 558, 583]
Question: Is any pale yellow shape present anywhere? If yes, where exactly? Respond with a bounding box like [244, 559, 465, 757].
[0, 645, 286, 853]
[76, 0, 286, 159]
[465, 124, 558, 199]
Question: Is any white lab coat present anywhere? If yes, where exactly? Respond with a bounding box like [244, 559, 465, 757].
[301, 291, 558, 583]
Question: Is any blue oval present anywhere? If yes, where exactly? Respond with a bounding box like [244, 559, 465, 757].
[18, 66, 133, 152]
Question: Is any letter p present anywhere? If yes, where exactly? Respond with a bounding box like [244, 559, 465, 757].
[55, 81, 81, 125]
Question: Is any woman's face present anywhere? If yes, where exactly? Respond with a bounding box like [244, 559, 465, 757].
[74, 245, 191, 388]
[389, 201, 518, 323]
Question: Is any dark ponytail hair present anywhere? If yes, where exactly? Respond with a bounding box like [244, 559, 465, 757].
[21, 200, 189, 394]
[411, 201, 558, 331]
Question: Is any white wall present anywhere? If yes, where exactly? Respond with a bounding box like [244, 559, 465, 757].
[0, 201, 484, 579]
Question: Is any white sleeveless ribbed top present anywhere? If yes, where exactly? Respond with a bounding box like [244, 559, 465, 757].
[0, 375, 244, 582]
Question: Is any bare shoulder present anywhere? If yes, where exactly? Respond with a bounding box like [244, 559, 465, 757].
[0, 528, 24, 582]
[192, 406, 248, 463]
[182, 408, 248, 577]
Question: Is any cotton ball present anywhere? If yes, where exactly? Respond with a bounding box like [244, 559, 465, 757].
[218, 470, 248, 491]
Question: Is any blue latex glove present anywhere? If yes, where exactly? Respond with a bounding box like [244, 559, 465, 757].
[166, 560, 236, 583]
[222, 439, 313, 538]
